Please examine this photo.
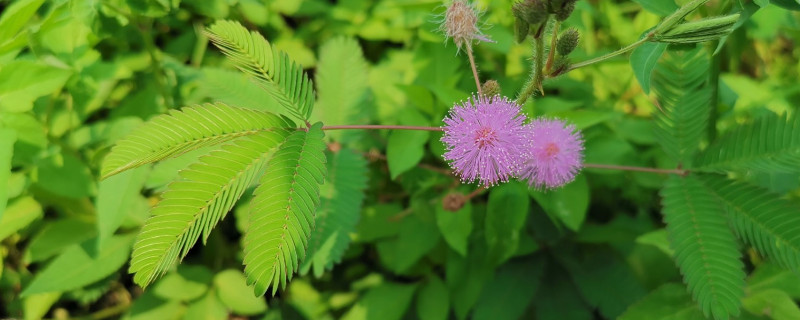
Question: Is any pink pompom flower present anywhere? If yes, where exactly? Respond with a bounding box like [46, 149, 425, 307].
[519, 118, 584, 189]
[441, 96, 529, 186]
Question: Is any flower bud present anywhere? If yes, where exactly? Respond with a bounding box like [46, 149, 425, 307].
[514, 17, 530, 43]
[482, 80, 501, 97]
[655, 14, 739, 44]
[443, 193, 467, 212]
[514, 0, 548, 26]
[556, 28, 579, 56]
[554, 0, 577, 21]
[441, 0, 490, 50]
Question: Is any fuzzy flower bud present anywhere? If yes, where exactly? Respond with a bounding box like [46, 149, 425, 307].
[481, 80, 501, 97]
[556, 28, 579, 56]
[443, 193, 467, 212]
[513, 0, 548, 26]
[441, 0, 492, 50]
[551, 0, 577, 21]
[519, 118, 584, 189]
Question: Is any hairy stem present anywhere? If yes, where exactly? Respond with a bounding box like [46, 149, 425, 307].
[545, 21, 561, 74]
[516, 33, 546, 105]
[322, 125, 443, 132]
[466, 45, 483, 96]
[565, 35, 652, 72]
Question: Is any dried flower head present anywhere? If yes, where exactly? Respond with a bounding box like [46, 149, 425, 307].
[519, 118, 584, 189]
[441, 96, 529, 186]
[440, 0, 492, 50]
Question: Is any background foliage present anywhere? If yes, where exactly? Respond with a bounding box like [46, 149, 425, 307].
[1, 0, 800, 319]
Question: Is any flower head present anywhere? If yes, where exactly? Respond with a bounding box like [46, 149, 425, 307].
[519, 118, 584, 189]
[440, 0, 492, 50]
[441, 96, 528, 186]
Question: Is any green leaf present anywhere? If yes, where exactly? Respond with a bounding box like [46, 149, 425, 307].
[446, 243, 494, 320]
[312, 37, 368, 142]
[772, 0, 800, 10]
[435, 197, 472, 256]
[36, 152, 94, 199]
[0, 196, 42, 241]
[486, 182, 529, 265]
[387, 130, 429, 179]
[342, 282, 417, 320]
[25, 218, 96, 263]
[213, 269, 267, 315]
[0, 0, 45, 43]
[102, 103, 292, 179]
[22, 234, 135, 296]
[355, 204, 404, 242]
[742, 289, 800, 320]
[473, 257, 543, 320]
[23, 292, 61, 320]
[377, 213, 441, 274]
[123, 291, 186, 320]
[206, 20, 315, 121]
[0, 128, 15, 219]
[636, 229, 675, 257]
[200, 68, 281, 113]
[630, 41, 668, 94]
[660, 175, 744, 319]
[748, 263, 800, 300]
[96, 166, 149, 249]
[530, 174, 589, 231]
[533, 262, 593, 320]
[416, 275, 449, 320]
[153, 265, 213, 302]
[633, 0, 679, 16]
[619, 283, 704, 320]
[0, 60, 72, 112]
[302, 149, 368, 277]
[244, 123, 327, 296]
[130, 129, 290, 287]
[183, 290, 228, 320]
[695, 113, 800, 173]
[699, 174, 800, 272]
[652, 47, 711, 164]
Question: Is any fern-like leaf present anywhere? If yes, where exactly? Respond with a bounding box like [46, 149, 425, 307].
[651, 47, 710, 164]
[694, 112, 800, 173]
[699, 174, 800, 271]
[300, 149, 368, 277]
[206, 20, 315, 121]
[243, 123, 327, 296]
[101, 103, 292, 179]
[129, 130, 290, 287]
[660, 175, 745, 320]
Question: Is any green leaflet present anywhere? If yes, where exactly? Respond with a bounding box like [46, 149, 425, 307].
[301, 149, 368, 277]
[694, 113, 800, 173]
[630, 41, 667, 94]
[699, 174, 800, 272]
[206, 20, 315, 121]
[101, 103, 293, 179]
[129, 129, 291, 287]
[652, 47, 710, 165]
[243, 123, 327, 296]
[660, 175, 744, 319]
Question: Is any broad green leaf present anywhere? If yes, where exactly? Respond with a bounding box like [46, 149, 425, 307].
[153, 265, 213, 302]
[0, 197, 42, 240]
[25, 218, 96, 263]
[473, 257, 543, 320]
[35, 153, 94, 199]
[312, 37, 368, 142]
[772, 0, 800, 11]
[214, 269, 268, 315]
[0, 0, 46, 43]
[22, 234, 135, 296]
[0, 112, 46, 165]
[619, 283, 704, 320]
[342, 282, 417, 320]
[530, 174, 589, 231]
[183, 290, 227, 320]
[446, 237, 494, 320]
[387, 109, 429, 179]
[96, 166, 149, 249]
[661, 175, 744, 319]
[533, 263, 593, 320]
[0, 128, 15, 219]
[631, 41, 668, 94]
[435, 198, 472, 256]
[416, 275, 449, 320]
[184, 0, 229, 18]
[742, 289, 800, 319]
[23, 292, 61, 320]
[355, 204, 404, 242]
[0, 60, 72, 112]
[748, 263, 800, 300]
[633, 0, 679, 16]
[123, 291, 186, 320]
[486, 182, 529, 265]
[377, 213, 440, 274]
[636, 229, 674, 257]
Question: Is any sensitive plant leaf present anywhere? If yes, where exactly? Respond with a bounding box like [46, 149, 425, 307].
[695, 113, 800, 173]
[244, 123, 327, 296]
[22, 234, 135, 296]
[486, 182, 529, 266]
[0, 128, 15, 219]
[213, 269, 268, 315]
[129, 130, 290, 287]
[206, 20, 315, 121]
[436, 198, 472, 256]
[301, 149, 368, 277]
[102, 103, 293, 179]
[699, 174, 800, 272]
[660, 175, 744, 319]
[652, 47, 710, 164]
[312, 37, 368, 142]
[0, 196, 42, 241]
[96, 166, 150, 249]
[618, 283, 704, 320]
[630, 41, 668, 94]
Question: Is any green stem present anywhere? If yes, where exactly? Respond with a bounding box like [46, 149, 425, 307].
[565, 35, 652, 72]
[466, 46, 483, 96]
[516, 32, 546, 105]
[545, 21, 561, 74]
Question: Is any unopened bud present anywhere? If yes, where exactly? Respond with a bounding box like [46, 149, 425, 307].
[442, 0, 481, 50]
[514, 17, 530, 43]
[482, 80, 500, 97]
[554, 0, 577, 21]
[655, 14, 739, 44]
[556, 28, 579, 56]
[514, 0, 548, 26]
[443, 193, 467, 212]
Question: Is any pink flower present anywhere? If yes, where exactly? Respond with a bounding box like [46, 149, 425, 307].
[519, 118, 584, 189]
[441, 96, 529, 186]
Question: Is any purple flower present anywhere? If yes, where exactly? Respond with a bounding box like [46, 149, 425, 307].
[519, 118, 584, 189]
[441, 96, 529, 186]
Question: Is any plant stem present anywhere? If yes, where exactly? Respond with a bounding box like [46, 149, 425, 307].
[583, 163, 687, 175]
[321, 125, 443, 132]
[466, 45, 483, 95]
[545, 21, 561, 74]
[516, 32, 547, 105]
[565, 35, 652, 72]
[465, 185, 487, 200]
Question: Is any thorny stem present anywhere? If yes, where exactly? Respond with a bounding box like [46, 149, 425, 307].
[466, 45, 483, 96]
[545, 21, 561, 74]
